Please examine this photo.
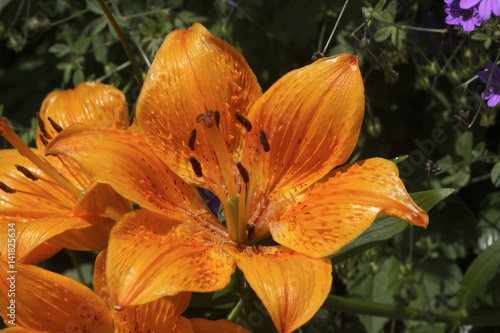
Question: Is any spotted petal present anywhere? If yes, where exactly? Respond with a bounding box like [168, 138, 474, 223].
[241, 54, 365, 229]
[0, 215, 111, 263]
[135, 23, 262, 194]
[106, 209, 235, 306]
[0, 258, 113, 332]
[93, 251, 193, 332]
[46, 124, 208, 219]
[268, 158, 429, 257]
[233, 246, 332, 333]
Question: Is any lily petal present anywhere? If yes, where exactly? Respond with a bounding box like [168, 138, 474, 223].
[93, 251, 193, 332]
[73, 182, 133, 220]
[36, 80, 129, 149]
[0, 149, 74, 217]
[46, 124, 207, 218]
[106, 209, 235, 306]
[189, 318, 251, 333]
[233, 246, 332, 333]
[0, 215, 108, 263]
[0, 258, 114, 332]
[242, 54, 364, 227]
[268, 158, 429, 257]
[135, 23, 262, 192]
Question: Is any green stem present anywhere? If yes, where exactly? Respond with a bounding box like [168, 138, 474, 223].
[372, 17, 447, 34]
[50, 8, 90, 27]
[96, 0, 143, 85]
[227, 299, 244, 322]
[65, 249, 85, 284]
[325, 296, 500, 326]
[123, 8, 171, 20]
[435, 154, 500, 176]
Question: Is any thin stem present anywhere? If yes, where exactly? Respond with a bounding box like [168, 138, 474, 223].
[322, 0, 350, 55]
[129, 31, 151, 68]
[468, 47, 500, 128]
[96, 0, 143, 86]
[325, 296, 500, 326]
[227, 298, 244, 322]
[123, 8, 171, 20]
[372, 17, 447, 34]
[50, 8, 90, 27]
[439, 40, 463, 77]
[65, 249, 86, 284]
[95, 61, 131, 82]
[435, 154, 500, 176]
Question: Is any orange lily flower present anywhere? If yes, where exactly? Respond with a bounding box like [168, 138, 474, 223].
[0, 252, 249, 332]
[0, 81, 132, 263]
[47, 23, 428, 333]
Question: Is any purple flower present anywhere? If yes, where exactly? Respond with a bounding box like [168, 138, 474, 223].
[460, 0, 500, 20]
[478, 62, 500, 107]
[444, 0, 483, 31]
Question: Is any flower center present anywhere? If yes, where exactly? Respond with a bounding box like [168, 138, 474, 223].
[189, 110, 268, 245]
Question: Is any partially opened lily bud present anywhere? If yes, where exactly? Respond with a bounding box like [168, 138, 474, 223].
[47, 23, 428, 333]
[0, 81, 132, 264]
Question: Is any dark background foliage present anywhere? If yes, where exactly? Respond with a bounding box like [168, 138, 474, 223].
[1, 0, 499, 332]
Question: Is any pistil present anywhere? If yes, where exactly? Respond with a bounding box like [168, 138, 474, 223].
[0, 118, 82, 198]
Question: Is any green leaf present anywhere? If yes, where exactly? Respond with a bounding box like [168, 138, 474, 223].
[49, 43, 71, 57]
[86, 0, 103, 14]
[72, 69, 85, 86]
[471, 32, 489, 41]
[0, 0, 13, 13]
[374, 26, 393, 42]
[491, 162, 500, 188]
[457, 239, 500, 311]
[455, 131, 473, 160]
[330, 189, 454, 263]
[391, 155, 408, 164]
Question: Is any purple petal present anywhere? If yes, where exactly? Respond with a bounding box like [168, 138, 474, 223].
[478, 0, 493, 20]
[460, 0, 481, 9]
[478, 70, 491, 84]
[487, 93, 500, 107]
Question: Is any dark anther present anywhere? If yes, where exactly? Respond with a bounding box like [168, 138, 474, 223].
[188, 129, 197, 151]
[246, 223, 256, 245]
[236, 162, 250, 183]
[311, 52, 325, 61]
[39, 134, 49, 147]
[47, 117, 64, 133]
[235, 113, 252, 132]
[196, 111, 215, 128]
[189, 156, 203, 177]
[214, 111, 220, 128]
[425, 160, 440, 175]
[259, 129, 270, 152]
[36, 112, 52, 140]
[0, 182, 16, 193]
[15, 165, 39, 181]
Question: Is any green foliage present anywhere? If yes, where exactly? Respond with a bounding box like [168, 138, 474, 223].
[2, 0, 500, 332]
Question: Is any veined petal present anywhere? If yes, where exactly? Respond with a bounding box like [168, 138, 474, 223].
[93, 251, 193, 333]
[0, 328, 49, 332]
[242, 54, 364, 228]
[0, 149, 74, 217]
[36, 80, 129, 150]
[135, 23, 262, 191]
[189, 318, 250, 333]
[106, 209, 235, 306]
[73, 182, 133, 220]
[0, 258, 113, 332]
[37, 81, 130, 190]
[46, 124, 208, 218]
[0, 215, 107, 263]
[233, 246, 332, 333]
[268, 158, 428, 257]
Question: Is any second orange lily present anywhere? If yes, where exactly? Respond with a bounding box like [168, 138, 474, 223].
[47, 23, 428, 333]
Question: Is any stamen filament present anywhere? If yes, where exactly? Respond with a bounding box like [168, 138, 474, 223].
[0, 118, 83, 198]
[202, 123, 238, 199]
[237, 183, 247, 244]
